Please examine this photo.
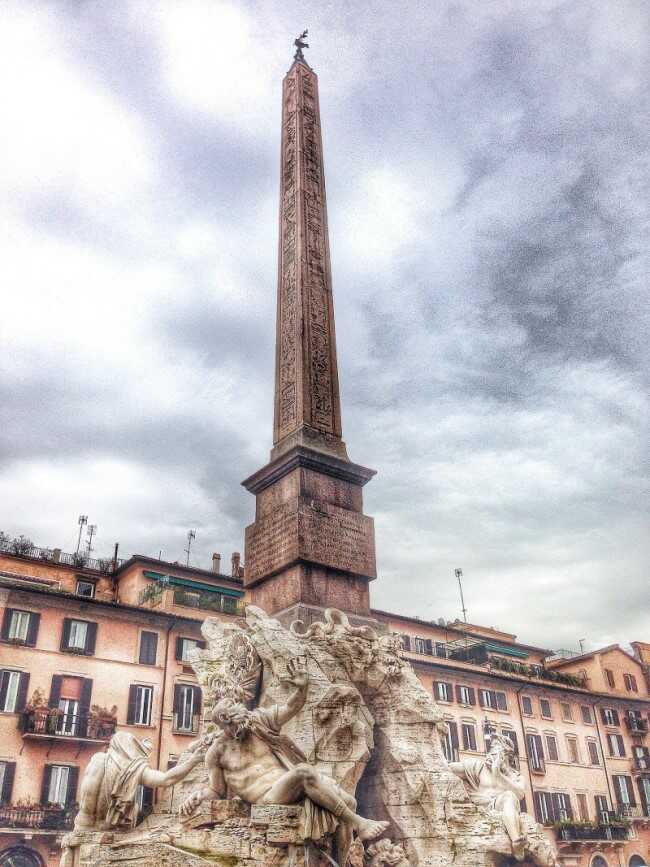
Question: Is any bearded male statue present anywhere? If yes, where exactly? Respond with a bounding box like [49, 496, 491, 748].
[444, 731, 527, 860]
[180, 658, 388, 863]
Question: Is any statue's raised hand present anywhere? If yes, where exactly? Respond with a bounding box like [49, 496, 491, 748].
[285, 656, 308, 688]
[179, 789, 203, 818]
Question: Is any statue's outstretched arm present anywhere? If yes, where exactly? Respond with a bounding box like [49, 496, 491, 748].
[142, 749, 203, 789]
[275, 658, 309, 727]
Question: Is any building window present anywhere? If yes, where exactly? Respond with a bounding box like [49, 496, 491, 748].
[613, 775, 636, 810]
[567, 736, 580, 764]
[595, 795, 610, 823]
[0, 761, 16, 804]
[60, 619, 97, 655]
[0, 670, 23, 713]
[607, 733, 626, 758]
[501, 729, 519, 759]
[1, 608, 40, 646]
[522, 696, 533, 716]
[139, 631, 158, 666]
[462, 723, 477, 752]
[601, 707, 619, 727]
[441, 721, 459, 763]
[479, 689, 508, 711]
[587, 740, 601, 765]
[560, 701, 573, 722]
[435, 682, 452, 703]
[581, 705, 593, 724]
[527, 734, 545, 773]
[435, 642, 447, 658]
[400, 634, 411, 651]
[414, 637, 432, 655]
[624, 673, 638, 693]
[46, 765, 70, 807]
[173, 684, 202, 733]
[577, 793, 589, 821]
[545, 734, 559, 762]
[175, 637, 205, 663]
[128, 685, 153, 726]
[75, 580, 95, 598]
[540, 699, 552, 719]
[457, 685, 475, 705]
[534, 790, 572, 823]
[605, 669, 616, 688]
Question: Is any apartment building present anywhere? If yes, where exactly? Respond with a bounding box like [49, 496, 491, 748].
[373, 611, 650, 867]
[0, 539, 647, 867]
[0, 541, 244, 867]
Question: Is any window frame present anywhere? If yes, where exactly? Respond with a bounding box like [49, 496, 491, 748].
[132, 684, 153, 726]
[521, 695, 533, 716]
[560, 701, 573, 722]
[461, 722, 478, 752]
[75, 579, 96, 598]
[539, 698, 552, 719]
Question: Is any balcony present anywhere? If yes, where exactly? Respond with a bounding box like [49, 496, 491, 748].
[633, 756, 650, 772]
[625, 717, 648, 736]
[20, 708, 116, 743]
[172, 588, 242, 615]
[618, 805, 650, 821]
[556, 822, 629, 844]
[0, 536, 125, 574]
[489, 654, 587, 688]
[0, 804, 75, 833]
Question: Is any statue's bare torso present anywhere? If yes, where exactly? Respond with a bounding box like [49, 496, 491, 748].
[210, 727, 287, 804]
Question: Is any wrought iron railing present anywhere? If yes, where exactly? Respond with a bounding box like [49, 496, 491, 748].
[0, 537, 125, 573]
[0, 804, 75, 830]
[625, 717, 648, 735]
[20, 708, 116, 740]
[557, 823, 629, 841]
[172, 588, 243, 615]
[633, 755, 650, 771]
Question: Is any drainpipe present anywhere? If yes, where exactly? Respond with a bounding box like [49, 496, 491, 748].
[156, 617, 176, 773]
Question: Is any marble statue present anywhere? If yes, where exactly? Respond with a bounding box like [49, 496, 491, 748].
[445, 731, 527, 860]
[180, 657, 389, 864]
[74, 732, 205, 831]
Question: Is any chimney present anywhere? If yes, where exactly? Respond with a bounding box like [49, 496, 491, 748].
[52, 548, 61, 563]
[231, 552, 241, 578]
[212, 553, 221, 574]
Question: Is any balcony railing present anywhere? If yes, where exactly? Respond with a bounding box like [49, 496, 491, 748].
[0, 804, 75, 831]
[557, 823, 629, 842]
[625, 717, 648, 736]
[633, 756, 650, 771]
[489, 655, 587, 688]
[618, 805, 650, 820]
[20, 708, 116, 741]
[0, 537, 125, 574]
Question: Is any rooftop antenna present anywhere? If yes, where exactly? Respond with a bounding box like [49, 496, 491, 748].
[455, 568, 468, 623]
[85, 524, 97, 557]
[184, 530, 196, 566]
[578, 638, 586, 654]
[76, 515, 88, 555]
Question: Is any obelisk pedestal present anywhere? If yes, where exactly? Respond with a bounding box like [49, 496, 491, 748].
[242, 56, 377, 623]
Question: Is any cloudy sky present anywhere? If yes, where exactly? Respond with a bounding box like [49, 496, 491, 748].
[1, 1, 648, 651]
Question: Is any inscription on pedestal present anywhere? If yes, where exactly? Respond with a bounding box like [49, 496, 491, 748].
[245, 498, 376, 585]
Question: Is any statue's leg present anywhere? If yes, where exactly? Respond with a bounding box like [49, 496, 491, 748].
[262, 765, 389, 843]
[74, 753, 107, 829]
[496, 792, 525, 860]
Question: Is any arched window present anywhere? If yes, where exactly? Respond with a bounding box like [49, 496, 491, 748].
[591, 856, 609, 867]
[0, 847, 44, 867]
[629, 856, 647, 867]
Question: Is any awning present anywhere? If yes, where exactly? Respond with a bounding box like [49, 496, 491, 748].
[484, 642, 529, 659]
[142, 570, 244, 597]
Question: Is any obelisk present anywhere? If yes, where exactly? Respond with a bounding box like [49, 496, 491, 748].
[242, 36, 377, 620]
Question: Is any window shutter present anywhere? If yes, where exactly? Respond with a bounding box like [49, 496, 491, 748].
[66, 767, 80, 806]
[535, 734, 545, 760]
[85, 622, 97, 655]
[425, 639, 433, 655]
[612, 709, 620, 726]
[80, 678, 93, 710]
[60, 618, 72, 650]
[455, 685, 463, 702]
[141, 785, 154, 811]
[1, 762, 16, 803]
[600, 708, 608, 724]
[0, 609, 13, 641]
[624, 776, 636, 806]
[175, 637, 184, 661]
[193, 685, 202, 717]
[533, 791, 543, 823]
[401, 634, 411, 651]
[617, 735, 626, 757]
[449, 721, 459, 751]
[467, 687, 476, 705]
[496, 692, 507, 711]
[139, 632, 158, 665]
[49, 675, 63, 707]
[41, 766, 52, 805]
[507, 730, 520, 755]
[26, 613, 40, 647]
[127, 685, 138, 725]
[197, 639, 206, 650]
[489, 690, 498, 708]
[172, 684, 181, 728]
[16, 672, 30, 712]
[478, 690, 486, 708]
[0, 671, 9, 710]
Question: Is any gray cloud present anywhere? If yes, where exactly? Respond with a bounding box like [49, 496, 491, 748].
[1, 0, 648, 652]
